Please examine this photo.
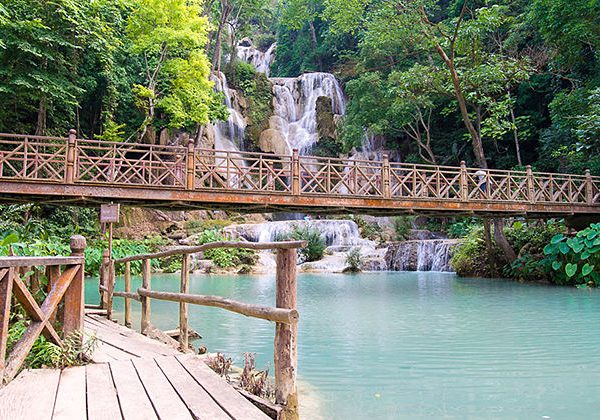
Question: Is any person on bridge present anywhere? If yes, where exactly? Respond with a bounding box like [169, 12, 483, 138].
[475, 169, 487, 194]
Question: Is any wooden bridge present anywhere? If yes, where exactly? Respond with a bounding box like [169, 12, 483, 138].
[1, 131, 600, 218]
[0, 236, 302, 419]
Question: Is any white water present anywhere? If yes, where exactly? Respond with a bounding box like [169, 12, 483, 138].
[236, 42, 276, 76]
[385, 239, 457, 272]
[210, 72, 246, 152]
[270, 73, 346, 154]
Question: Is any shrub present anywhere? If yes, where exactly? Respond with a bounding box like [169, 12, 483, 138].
[542, 223, 600, 286]
[393, 216, 413, 241]
[450, 226, 487, 276]
[290, 225, 326, 262]
[197, 229, 257, 268]
[345, 247, 363, 272]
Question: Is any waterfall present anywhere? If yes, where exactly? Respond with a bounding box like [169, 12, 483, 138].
[210, 72, 246, 152]
[236, 43, 276, 76]
[226, 220, 365, 247]
[384, 239, 458, 272]
[270, 73, 346, 154]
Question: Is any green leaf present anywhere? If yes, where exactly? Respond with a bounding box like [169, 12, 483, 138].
[552, 261, 562, 270]
[543, 244, 557, 255]
[559, 242, 570, 255]
[551, 234, 565, 244]
[581, 251, 591, 260]
[582, 263, 594, 277]
[565, 263, 578, 278]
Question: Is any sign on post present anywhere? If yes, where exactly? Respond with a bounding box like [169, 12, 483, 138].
[100, 203, 120, 224]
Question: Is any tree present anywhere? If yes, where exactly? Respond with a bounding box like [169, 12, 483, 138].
[127, 0, 217, 143]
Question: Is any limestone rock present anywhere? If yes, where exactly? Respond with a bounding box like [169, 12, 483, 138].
[258, 128, 291, 155]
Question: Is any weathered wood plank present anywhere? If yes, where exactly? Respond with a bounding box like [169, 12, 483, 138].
[177, 354, 270, 420]
[154, 356, 230, 420]
[0, 256, 84, 268]
[131, 358, 193, 420]
[86, 363, 122, 420]
[52, 366, 87, 419]
[0, 368, 60, 420]
[110, 360, 158, 420]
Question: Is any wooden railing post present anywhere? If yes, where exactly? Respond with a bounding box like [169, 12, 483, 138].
[274, 248, 299, 420]
[291, 149, 300, 196]
[124, 261, 132, 328]
[141, 258, 151, 334]
[100, 249, 112, 315]
[382, 154, 391, 198]
[586, 169, 593, 205]
[179, 254, 190, 351]
[527, 165, 535, 204]
[0, 268, 14, 378]
[64, 129, 77, 184]
[63, 235, 86, 335]
[460, 161, 468, 202]
[186, 138, 195, 190]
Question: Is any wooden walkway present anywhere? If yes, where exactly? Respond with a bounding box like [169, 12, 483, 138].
[0, 315, 270, 420]
[1, 132, 600, 218]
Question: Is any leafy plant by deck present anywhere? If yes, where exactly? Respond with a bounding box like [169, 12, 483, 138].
[543, 224, 600, 286]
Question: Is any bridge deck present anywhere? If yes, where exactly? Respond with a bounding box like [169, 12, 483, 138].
[0, 315, 269, 420]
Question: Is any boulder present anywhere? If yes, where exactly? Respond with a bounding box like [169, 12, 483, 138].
[258, 128, 291, 155]
[269, 115, 289, 132]
[316, 96, 337, 139]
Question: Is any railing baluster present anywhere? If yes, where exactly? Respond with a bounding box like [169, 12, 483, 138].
[292, 149, 300, 195]
[186, 139, 195, 189]
[65, 129, 76, 183]
[586, 169, 593, 205]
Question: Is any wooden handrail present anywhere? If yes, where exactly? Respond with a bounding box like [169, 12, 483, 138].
[113, 240, 306, 264]
[0, 256, 84, 267]
[137, 288, 299, 324]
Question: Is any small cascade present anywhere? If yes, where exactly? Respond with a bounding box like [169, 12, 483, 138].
[226, 220, 365, 248]
[210, 72, 246, 152]
[384, 239, 458, 272]
[236, 42, 276, 76]
[270, 73, 346, 154]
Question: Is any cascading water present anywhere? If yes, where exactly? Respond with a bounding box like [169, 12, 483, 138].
[384, 239, 458, 272]
[236, 42, 276, 76]
[269, 73, 346, 154]
[210, 71, 246, 152]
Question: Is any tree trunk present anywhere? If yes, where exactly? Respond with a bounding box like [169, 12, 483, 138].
[508, 91, 522, 166]
[35, 97, 47, 136]
[308, 21, 323, 71]
[493, 219, 517, 263]
[483, 219, 496, 276]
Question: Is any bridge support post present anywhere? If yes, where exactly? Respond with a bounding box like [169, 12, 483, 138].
[64, 129, 77, 184]
[586, 169, 593, 205]
[291, 149, 300, 196]
[382, 154, 391, 198]
[526, 165, 535, 204]
[460, 161, 468, 202]
[186, 139, 195, 190]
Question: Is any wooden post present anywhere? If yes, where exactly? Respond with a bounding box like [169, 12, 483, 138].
[141, 258, 151, 334]
[46, 265, 60, 323]
[101, 249, 114, 319]
[585, 169, 593, 205]
[527, 165, 535, 204]
[64, 129, 77, 184]
[382, 154, 391, 198]
[291, 149, 300, 195]
[124, 262, 132, 328]
[274, 248, 299, 420]
[0, 268, 14, 378]
[63, 235, 86, 335]
[179, 254, 190, 351]
[186, 138, 195, 190]
[460, 161, 468, 202]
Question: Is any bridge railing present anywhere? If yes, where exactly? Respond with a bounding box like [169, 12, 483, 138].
[0, 235, 86, 383]
[1, 131, 599, 206]
[101, 240, 304, 420]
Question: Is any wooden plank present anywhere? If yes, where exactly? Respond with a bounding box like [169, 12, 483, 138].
[131, 358, 193, 420]
[0, 368, 60, 420]
[89, 339, 135, 363]
[177, 355, 269, 420]
[86, 363, 122, 420]
[53, 366, 87, 419]
[110, 360, 158, 420]
[0, 256, 83, 268]
[154, 356, 230, 420]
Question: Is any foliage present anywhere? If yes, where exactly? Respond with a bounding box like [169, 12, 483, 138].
[393, 217, 413, 241]
[289, 225, 326, 262]
[8, 321, 97, 370]
[450, 226, 488, 277]
[542, 224, 600, 286]
[345, 247, 362, 272]
[447, 219, 478, 239]
[197, 229, 257, 269]
[206, 352, 233, 380]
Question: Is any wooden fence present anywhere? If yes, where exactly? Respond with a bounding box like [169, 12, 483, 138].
[1, 131, 599, 207]
[101, 240, 304, 420]
[0, 236, 86, 383]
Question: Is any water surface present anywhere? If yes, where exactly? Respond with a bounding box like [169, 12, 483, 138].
[86, 272, 600, 419]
